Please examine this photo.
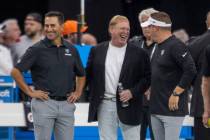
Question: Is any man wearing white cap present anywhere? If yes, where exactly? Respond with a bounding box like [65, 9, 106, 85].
[0, 24, 13, 75]
[130, 8, 158, 140]
[146, 12, 196, 140]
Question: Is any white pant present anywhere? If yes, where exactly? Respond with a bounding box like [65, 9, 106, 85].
[97, 100, 140, 140]
[151, 114, 184, 140]
[31, 98, 75, 140]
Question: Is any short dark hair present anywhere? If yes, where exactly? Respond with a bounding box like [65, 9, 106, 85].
[151, 11, 172, 30]
[45, 11, 64, 24]
[151, 12, 172, 24]
[26, 12, 43, 24]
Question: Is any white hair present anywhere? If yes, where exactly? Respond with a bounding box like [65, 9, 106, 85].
[173, 29, 189, 43]
[138, 8, 158, 23]
[2, 19, 18, 32]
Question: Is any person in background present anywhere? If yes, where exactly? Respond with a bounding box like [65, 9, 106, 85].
[188, 11, 210, 140]
[2, 18, 21, 63]
[14, 12, 44, 61]
[0, 24, 13, 75]
[202, 45, 210, 129]
[81, 33, 97, 46]
[62, 20, 88, 45]
[173, 29, 189, 44]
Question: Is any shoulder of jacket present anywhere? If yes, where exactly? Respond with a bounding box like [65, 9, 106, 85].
[96, 41, 109, 47]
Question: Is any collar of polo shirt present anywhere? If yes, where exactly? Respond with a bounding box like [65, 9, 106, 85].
[43, 37, 69, 48]
[141, 17, 172, 28]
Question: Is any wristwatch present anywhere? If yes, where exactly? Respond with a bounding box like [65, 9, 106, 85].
[172, 91, 180, 97]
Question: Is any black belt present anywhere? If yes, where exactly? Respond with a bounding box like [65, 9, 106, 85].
[49, 96, 67, 101]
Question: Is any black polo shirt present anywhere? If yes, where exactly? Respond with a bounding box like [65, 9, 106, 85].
[15, 37, 85, 97]
[150, 35, 196, 116]
[203, 45, 210, 77]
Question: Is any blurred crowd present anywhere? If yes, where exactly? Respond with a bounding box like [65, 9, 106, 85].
[0, 12, 97, 76]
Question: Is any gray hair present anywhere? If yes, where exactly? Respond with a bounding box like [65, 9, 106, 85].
[138, 8, 158, 23]
[2, 19, 19, 32]
[173, 29, 189, 44]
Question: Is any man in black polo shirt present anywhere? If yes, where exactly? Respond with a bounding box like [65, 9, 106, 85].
[202, 45, 210, 129]
[11, 11, 85, 140]
[143, 12, 196, 140]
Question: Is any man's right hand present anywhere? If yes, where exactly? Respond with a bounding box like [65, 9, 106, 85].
[203, 111, 210, 128]
[29, 90, 49, 101]
[144, 89, 151, 100]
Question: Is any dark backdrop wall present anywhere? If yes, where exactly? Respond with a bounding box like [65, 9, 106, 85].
[49, 0, 210, 42]
[0, 0, 48, 32]
[48, 0, 123, 43]
[1, 0, 210, 42]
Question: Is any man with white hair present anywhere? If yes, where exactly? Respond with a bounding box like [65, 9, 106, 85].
[130, 7, 158, 140]
[0, 24, 13, 75]
[145, 11, 196, 140]
[173, 29, 189, 44]
[2, 19, 21, 64]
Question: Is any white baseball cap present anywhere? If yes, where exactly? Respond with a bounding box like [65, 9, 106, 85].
[141, 17, 172, 28]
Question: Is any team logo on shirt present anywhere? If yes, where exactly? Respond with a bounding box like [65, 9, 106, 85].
[182, 52, 187, 58]
[65, 49, 70, 53]
[161, 50, 165, 56]
[65, 49, 72, 56]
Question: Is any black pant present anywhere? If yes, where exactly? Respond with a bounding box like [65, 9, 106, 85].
[194, 117, 210, 140]
[140, 106, 154, 140]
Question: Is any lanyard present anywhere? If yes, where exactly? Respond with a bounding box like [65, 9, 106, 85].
[141, 41, 157, 60]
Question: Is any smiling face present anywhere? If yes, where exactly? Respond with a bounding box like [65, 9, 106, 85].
[44, 16, 63, 41]
[109, 19, 130, 47]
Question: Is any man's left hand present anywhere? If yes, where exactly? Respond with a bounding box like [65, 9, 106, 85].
[202, 111, 209, 128]
[67, 91, 82, 103]
[119, 89, 133, 102]
[168, 95, 179, 111]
